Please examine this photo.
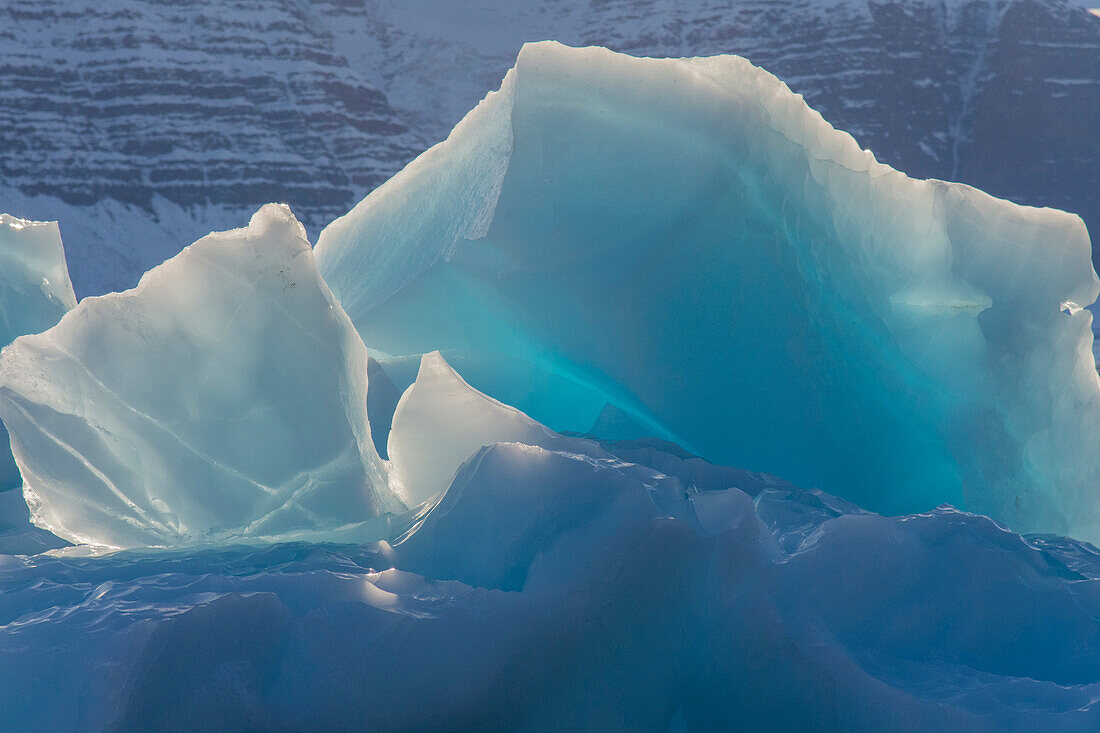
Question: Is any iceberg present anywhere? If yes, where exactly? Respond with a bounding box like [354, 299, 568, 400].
[0, 205, 401, 548]
[316, 42, 1100, 540]
[0, 41, 1099, 731]
[0, 215, 76, 490]
[0, 261, 1097, 727]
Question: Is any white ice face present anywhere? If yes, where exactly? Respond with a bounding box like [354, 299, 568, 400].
[0, 204, 401, 548]
[387, 350, 563, 507]
[0, 214, 77, 490]
[316, 41, 1100, 541]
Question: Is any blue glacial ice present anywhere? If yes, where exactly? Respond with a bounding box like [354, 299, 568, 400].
[0, 214, 76, 491]
[0, 204, 402, 548]
[0, 41, 1099, 730]
[316, 41, 1100, 541]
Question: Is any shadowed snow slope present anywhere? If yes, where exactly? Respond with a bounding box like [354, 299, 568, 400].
[316, 41, 1100, 541]
[0, 215, 76, 489]
[3, 446, 1100, 730]
[0, 205, 401, 548]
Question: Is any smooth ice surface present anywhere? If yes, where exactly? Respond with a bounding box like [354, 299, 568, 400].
[0, 205, 401, 548]
[0, 215, 75, 354]
[0, 215, 76, 489]
[317, 42, 1100, 540]
[388, 351, 562, 506]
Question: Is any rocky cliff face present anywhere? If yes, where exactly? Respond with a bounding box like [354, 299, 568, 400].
[1, 0, 1096, 296]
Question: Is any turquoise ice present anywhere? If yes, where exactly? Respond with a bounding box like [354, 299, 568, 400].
[0, 214, 76, 490]
[316, 42, 1100, 540]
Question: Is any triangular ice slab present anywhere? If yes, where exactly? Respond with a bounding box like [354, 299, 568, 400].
[0, 205, 400, 548]
[388, 351, 561, 506]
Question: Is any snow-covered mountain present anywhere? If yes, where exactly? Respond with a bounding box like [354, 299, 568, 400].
[1, 0, 1097, 297]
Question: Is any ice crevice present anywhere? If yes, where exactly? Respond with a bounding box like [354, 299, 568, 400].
[0, 215, 76, 491]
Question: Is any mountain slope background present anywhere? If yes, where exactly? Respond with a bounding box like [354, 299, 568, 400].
[1, 0, 1097, 298]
